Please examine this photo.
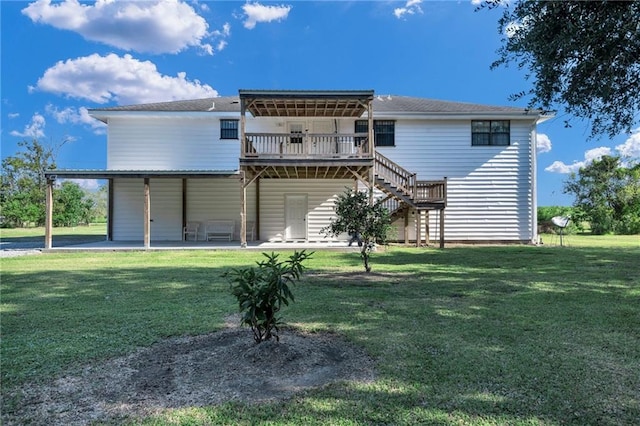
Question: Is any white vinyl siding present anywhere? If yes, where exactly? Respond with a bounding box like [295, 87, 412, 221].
[112, 179, 143, 241]
[112, 178, 182, 241]
[185, 178, 256, 241]
[107, 117, 239, 171]
[259, 179, 353, 242]
[381, 119, 534, 242]
[106, 113, 535, 243]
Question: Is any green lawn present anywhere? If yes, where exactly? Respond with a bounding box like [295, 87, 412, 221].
[0, 223, 107, 244]
[1, 240, 639, 425]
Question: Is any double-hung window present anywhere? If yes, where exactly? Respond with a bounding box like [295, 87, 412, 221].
[354, 120, 396, 147]
[220, 119, 239, 139]
[471, 120, 510, 146]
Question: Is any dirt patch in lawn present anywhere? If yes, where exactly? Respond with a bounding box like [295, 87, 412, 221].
[3, 317, 375, 425]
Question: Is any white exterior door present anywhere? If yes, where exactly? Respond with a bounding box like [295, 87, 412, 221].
[150, 179, 182, 241]
[285, 194, 307, 240]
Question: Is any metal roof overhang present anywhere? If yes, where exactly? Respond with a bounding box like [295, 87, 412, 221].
[239, 90, 374, 118]
[44, 170, 239, 180]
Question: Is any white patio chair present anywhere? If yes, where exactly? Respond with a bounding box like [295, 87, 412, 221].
[183, 221, 200, 241]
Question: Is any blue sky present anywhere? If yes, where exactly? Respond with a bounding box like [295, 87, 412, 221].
[2, 0, 639, 206]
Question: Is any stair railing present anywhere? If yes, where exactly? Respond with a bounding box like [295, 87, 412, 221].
[374, 152, 416, 199]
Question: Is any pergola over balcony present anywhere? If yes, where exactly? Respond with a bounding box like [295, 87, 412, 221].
[239, 90, 375, 161]
[239, 89, 374, 117]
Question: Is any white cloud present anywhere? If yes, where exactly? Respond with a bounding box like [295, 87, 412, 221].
[33, 53, 218, 105]
[545, 146, 612, 174]
[46, 104, 106, 134]
[22, 0, 211, 55]
[242, 2, 292, 30]
[536, 133, 551, 154]
[211, 22, 231, 53]
[615, 128, 640, 160]
[213, 22, 231, 38]
[10, 113, 46, 138]
[8, 112, 20, 119]
[394, 0, 423, 19]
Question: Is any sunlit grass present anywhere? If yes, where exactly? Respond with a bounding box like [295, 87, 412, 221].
[539, 232, 639, 248]
[2, 243, 639, 425]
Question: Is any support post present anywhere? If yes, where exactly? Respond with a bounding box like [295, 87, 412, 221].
[255, 177, 260, 241]
[44, 178, 54, 249]
[439, 208, 445, 249]
[240, 171, 247, 248]
[425, 210, 430, 246]
[415, 209, 421, 247]
[144, 178, 150, 249]
[107, 179, 114, 241]
[368, 166, 374, 205]
[403, 208, 409, 245]
[182, 178, 187, 237]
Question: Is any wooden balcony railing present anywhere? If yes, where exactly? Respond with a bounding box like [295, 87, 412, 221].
[415, 180, 447, 204]
[243, 133, 371, 159]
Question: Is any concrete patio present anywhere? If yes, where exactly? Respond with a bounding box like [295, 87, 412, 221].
[40, 239, 359, 253]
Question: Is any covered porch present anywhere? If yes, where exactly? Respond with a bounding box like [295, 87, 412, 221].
[42, 170, 240, 250]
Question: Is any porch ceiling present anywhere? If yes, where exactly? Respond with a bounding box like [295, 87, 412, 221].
[239, 90, 374, 118]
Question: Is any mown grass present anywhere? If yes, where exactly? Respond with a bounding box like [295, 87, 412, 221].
[0, 224, 107, 244]
[1, 239, 639, 425]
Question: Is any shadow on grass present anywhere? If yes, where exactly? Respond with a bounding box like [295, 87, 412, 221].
[1, 264, 234, 389]
[0, 233, 106, 248]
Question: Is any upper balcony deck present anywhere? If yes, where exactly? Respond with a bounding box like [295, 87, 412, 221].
[241, 132, 372, 160]
[239, 90, 375, 175]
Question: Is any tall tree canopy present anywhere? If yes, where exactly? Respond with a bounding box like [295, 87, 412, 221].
[482, 0, 640, 138]
[564, 156, 640, 235]
[1, 139, 100, 227]
[1, 139, 56, 227]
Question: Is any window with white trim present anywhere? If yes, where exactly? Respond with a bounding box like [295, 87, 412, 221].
[220, 119, 239, 139]
[471, 120, 510, 146]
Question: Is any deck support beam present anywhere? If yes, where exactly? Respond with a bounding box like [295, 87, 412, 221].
[425, 210, 430, 246]
[415, 209, 421, 247]
[182, 178, 187, 235]
[107, 179, 113, 241]
[439, 208, 445, 249]
[403, 208, 409, 245]
[240, 171, 247, 248]
[44, 177, 54, 249]
[255, 178, 260, 241]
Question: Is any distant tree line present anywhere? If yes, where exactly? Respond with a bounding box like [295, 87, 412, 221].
[539, 156, 640, 235]
[1, 139, 107, 228]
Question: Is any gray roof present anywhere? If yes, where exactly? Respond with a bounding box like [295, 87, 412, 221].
[88, 94, 534, 115]
[372, 95, 529, 114]
[89, 96, 240, 113]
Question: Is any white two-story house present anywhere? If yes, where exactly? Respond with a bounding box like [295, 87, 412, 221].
[43, 90, 549, 249]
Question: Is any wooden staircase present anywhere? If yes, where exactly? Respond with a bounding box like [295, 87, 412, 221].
[373, 152, 447, 246]
[374, 152, 446, 216]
